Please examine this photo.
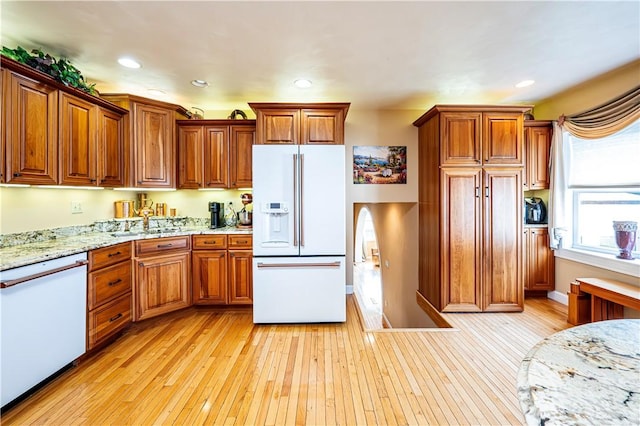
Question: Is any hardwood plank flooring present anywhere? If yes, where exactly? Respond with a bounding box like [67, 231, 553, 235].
[2, 296, 568, 425]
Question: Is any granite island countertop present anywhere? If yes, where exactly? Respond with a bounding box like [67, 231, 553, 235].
[517, 319, 640, 425]
[0, 225, 252, 271]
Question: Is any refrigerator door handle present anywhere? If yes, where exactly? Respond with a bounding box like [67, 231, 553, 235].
[293, 154, 298, 247]
[300, 153, 305, 247]
[257, 261, 342, 269]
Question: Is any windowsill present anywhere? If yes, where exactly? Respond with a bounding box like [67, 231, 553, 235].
[555, 247, 640, 278]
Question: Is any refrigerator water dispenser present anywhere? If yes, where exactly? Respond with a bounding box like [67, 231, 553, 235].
[260, 202, 289, 247]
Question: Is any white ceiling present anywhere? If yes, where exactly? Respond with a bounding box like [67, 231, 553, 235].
[2, 1, 639, 114]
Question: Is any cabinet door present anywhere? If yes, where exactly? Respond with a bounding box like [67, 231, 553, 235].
[135, 251, 191, 321]
[203, 126, 228, 188]
[526, 125, 551, 190]
[440, 168, 482, 312]
[192, 251, 227, 305]
[483, 113, 523, 166]
[301, 108, 344, 145]
[255, 109, 299, 144]
[5, 71, 58, 184]
[527, 228, 555, 291]
[133, 103, 174, 188]
[228, 250, 253, 305]
[97, 108, 126, 187]
[59, 92, 97, 185]
[230, 125, 254, 187]
[440, 112, 481, 165]
[177, 125, 203, 189]
[483, 168, 523, 311]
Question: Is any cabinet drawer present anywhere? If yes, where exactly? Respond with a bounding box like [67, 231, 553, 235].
[88, 261, 132, 310]
[88, 292, 131, 350]
[228, 235, 252, 249]
[135, 236, 190, 256]
[89, 242, 132, 271]
[192, 234, 227, 250]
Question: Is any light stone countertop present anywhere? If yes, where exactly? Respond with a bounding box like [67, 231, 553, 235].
[0, 225, 251, 271]
[517, 319, 640, 425]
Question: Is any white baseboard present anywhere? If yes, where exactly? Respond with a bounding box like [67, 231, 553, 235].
[346, 284, 354, 294]
[548, 290, 568, 305]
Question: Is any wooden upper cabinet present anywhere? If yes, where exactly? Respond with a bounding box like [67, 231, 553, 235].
[97, 107, 126, 187]
[59, 92, 97, 185]
[101, 94, 188, 188]
[301, 108, 345, 145]
[177, 125, 204, 188]
[204, 126, 229, 188]
[250, 103, 350, 145]
[482, 112, 523, 166]
[255, 108, 299, 144]
[524, 121, 552, 190]
[230, 125, 254, 188]
[177, 120, 254, 189]
[133, 103, 175, 188]
[440, 112, 482, 165]
[4, 71, 58, 184]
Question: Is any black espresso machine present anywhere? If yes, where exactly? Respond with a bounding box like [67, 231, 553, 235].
[525, 197, 547, 224]
[209, 202, 225, 229]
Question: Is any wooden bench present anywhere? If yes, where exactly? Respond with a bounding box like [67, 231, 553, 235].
[568, 277, 640, 325]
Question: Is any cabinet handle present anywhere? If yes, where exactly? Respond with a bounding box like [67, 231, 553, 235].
[157, 243, 173, 248]
[90, 178, 97, 183]
[108, 251, 122, 257]
[475, 187, 479, 198]
[109, 313, 123, 322]
[485, 186, 489, 198]
[108, 278, 122, 287]
[203, 241, 220, 245]
[230, 253, 235, 257]
[13, 173, 22, 177]
[235, 240, 248, 244]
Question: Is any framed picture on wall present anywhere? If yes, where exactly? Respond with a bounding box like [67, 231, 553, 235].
[353, 146, 406, 184]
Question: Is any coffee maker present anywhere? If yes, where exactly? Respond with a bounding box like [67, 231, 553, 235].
[209, 202, 225, 229]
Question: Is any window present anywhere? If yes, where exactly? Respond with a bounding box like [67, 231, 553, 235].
[567, 120, 640, 256]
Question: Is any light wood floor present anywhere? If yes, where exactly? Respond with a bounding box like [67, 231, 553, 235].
[2, 296, 569, 425]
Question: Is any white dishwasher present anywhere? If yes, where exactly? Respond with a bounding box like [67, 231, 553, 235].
[0, 253, 88, 408]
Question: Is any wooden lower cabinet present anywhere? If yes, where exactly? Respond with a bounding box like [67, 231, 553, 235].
[192, 234, 253, 305]
[134, 236, 191, 321]
[228, 250, 253, 305]
[524, 227, 555, 291]
[87, 242, 132, 350]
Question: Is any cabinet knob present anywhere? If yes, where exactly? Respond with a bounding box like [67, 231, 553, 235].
[13, 173, 22, 177]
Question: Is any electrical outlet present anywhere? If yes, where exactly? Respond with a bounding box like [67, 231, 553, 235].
[71, 201, 83, 214]
[384, 259, 390, 268]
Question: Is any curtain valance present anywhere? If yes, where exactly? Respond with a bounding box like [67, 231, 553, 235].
[559, 86, 640, 139]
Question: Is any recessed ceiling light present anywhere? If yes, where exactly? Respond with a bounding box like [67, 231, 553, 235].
[117, 57, 141, 69]
[294, 79, 312, 88]
[515, 80, 535, 88]
[191, 79, 209, 88]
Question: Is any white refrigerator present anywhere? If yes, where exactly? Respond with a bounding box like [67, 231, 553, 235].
[252, 144, 346, 323]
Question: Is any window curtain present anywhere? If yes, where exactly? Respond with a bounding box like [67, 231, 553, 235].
[559, 86, 640, 139]
[548, 121, 569, 249]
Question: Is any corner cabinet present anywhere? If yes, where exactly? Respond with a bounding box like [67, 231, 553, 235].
[133, 236, 191, 321]
[414, 105, 530, 312]
[101, 93, 189, 188]
[249, 103, 350, 145]
[523, 120, 552, 190]
[176, 120, 255, 189]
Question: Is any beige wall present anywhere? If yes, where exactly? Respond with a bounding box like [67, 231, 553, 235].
[354, 203, 436, 328]
[533, 59, 640, 120]
[0, 187, 250, 233]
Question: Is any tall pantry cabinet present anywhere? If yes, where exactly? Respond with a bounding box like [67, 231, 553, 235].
[413, 105, 531, 312]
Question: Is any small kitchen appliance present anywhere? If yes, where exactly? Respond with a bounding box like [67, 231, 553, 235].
[525, 197, 547, 224]
[209, 202, 225, 229]
[237, 193, 253, 227]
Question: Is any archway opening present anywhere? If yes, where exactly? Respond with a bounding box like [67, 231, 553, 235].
[353, 207, 384, 329]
